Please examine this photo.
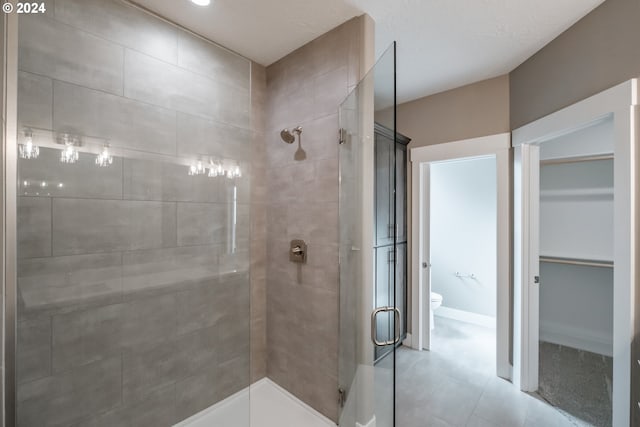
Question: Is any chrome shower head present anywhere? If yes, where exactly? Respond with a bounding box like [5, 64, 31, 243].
[280, 129, 295, 144]
[280, 126, 302, 144]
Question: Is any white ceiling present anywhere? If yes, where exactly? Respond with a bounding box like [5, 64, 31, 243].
[133, 0, 605, 103]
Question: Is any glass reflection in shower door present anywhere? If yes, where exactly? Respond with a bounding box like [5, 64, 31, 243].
[338, 42, 398, 427]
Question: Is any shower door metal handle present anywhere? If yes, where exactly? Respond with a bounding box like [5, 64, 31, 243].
[370, 306, 401, 347]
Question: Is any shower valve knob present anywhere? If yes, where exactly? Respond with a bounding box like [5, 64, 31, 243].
[289, 240, 307, 263]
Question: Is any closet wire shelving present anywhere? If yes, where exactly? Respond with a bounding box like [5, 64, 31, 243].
[539, 152, 615, 270]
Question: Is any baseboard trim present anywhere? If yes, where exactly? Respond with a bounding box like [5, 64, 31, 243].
[402, 332, 413, 348]
[436, 306, 496, 329]
[540, 320, 612, 357]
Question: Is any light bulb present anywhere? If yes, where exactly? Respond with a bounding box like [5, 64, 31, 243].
[188, 160, 206, 176]
[190, 0, 211, 6]
[19, 130, 39, 159]
[96, 145, 113, 167]
[60, 143, 79, 164]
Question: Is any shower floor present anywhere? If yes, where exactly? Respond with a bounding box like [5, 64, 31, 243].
[175, 378, 334, 427]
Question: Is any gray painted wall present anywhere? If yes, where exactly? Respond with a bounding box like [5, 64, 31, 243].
[510, 0, 640, 129]
[15, 1, 256, 425]
[430, 157, 497, 319]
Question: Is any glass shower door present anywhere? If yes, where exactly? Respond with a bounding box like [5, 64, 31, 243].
[338, 43, 397, 427]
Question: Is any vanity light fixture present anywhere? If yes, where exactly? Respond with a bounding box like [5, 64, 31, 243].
[60, 142, 79, 164]
[188, 160, 206, 176]
[188, 158, 242, 178]
[95, 144, 113, 167]
[19, 129, 39, 160]
[207, 159, 224, 177]
[57, 133, 82, 164]
[227, 161, 242, 179]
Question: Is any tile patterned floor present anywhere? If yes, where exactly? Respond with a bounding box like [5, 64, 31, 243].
[396, 316, 598, 427]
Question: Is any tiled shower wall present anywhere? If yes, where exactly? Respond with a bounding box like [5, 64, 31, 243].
[15, 0, 261, 425]
[264, 16, 370, 422]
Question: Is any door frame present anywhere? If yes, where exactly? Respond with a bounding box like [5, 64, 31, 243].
[409, 133, 512, 380]
[512, 79, 638, 427]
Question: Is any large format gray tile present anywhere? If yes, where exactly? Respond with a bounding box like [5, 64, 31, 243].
[123, 157, 224, 203]
[17, 356, 122, 427]
[17, 317, 51, 384]
[51, 303, 123, 373]
[216, 310, 250, 364]
[215, 353, 250, 401]
[176, 202, 227, 246]
[472, 377, 529, 427]
[124, 50, 249, 128]
[17, 197, 51, 259]
[174, 372, 219, 422]
[53, 80, 177, 155]
[176, 112, 252, 160]
[122, 339, 179, 403]
[174, 326, 219, 379]
[73, 383, 177, 427]
[18, 71, 52, 130]
[18, 252, 122, 315]
[55, 0, 179, 64]
[466, 416, 501, 427]
[121, 245, 218, 298]
[524, 397, 579, 427]
[423, 375, 484, 426]
[120, 293, 177, 349]
[52, 198, 177, 255]
[395, 318, 588, 427]
[175, 282, 225, 335]
[51, 294, 177, 372]
[19, 15, 123, 95]
[177, 31, 250, 91]
[19, 148, 123, 200]
[313, 66, 349, 119]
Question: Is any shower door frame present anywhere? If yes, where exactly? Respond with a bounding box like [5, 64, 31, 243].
[512, 78, 639, 427]
[2, 11, 19, 427]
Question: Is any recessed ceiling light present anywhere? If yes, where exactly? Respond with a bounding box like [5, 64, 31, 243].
[190, 0, 210, 6]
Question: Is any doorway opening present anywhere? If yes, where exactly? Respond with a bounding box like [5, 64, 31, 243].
[409, 133, 511, 380]
[428, 156, 497, 376]
[512, 79, 638, 427]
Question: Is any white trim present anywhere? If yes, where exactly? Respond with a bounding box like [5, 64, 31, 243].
[435, 307, 496, 329]
[410, 133, 511, 381]
[402, 332, 412, 347]
[512, 78, 638, 427]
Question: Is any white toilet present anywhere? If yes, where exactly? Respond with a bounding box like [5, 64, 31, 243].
[430, 292, 443, 330]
